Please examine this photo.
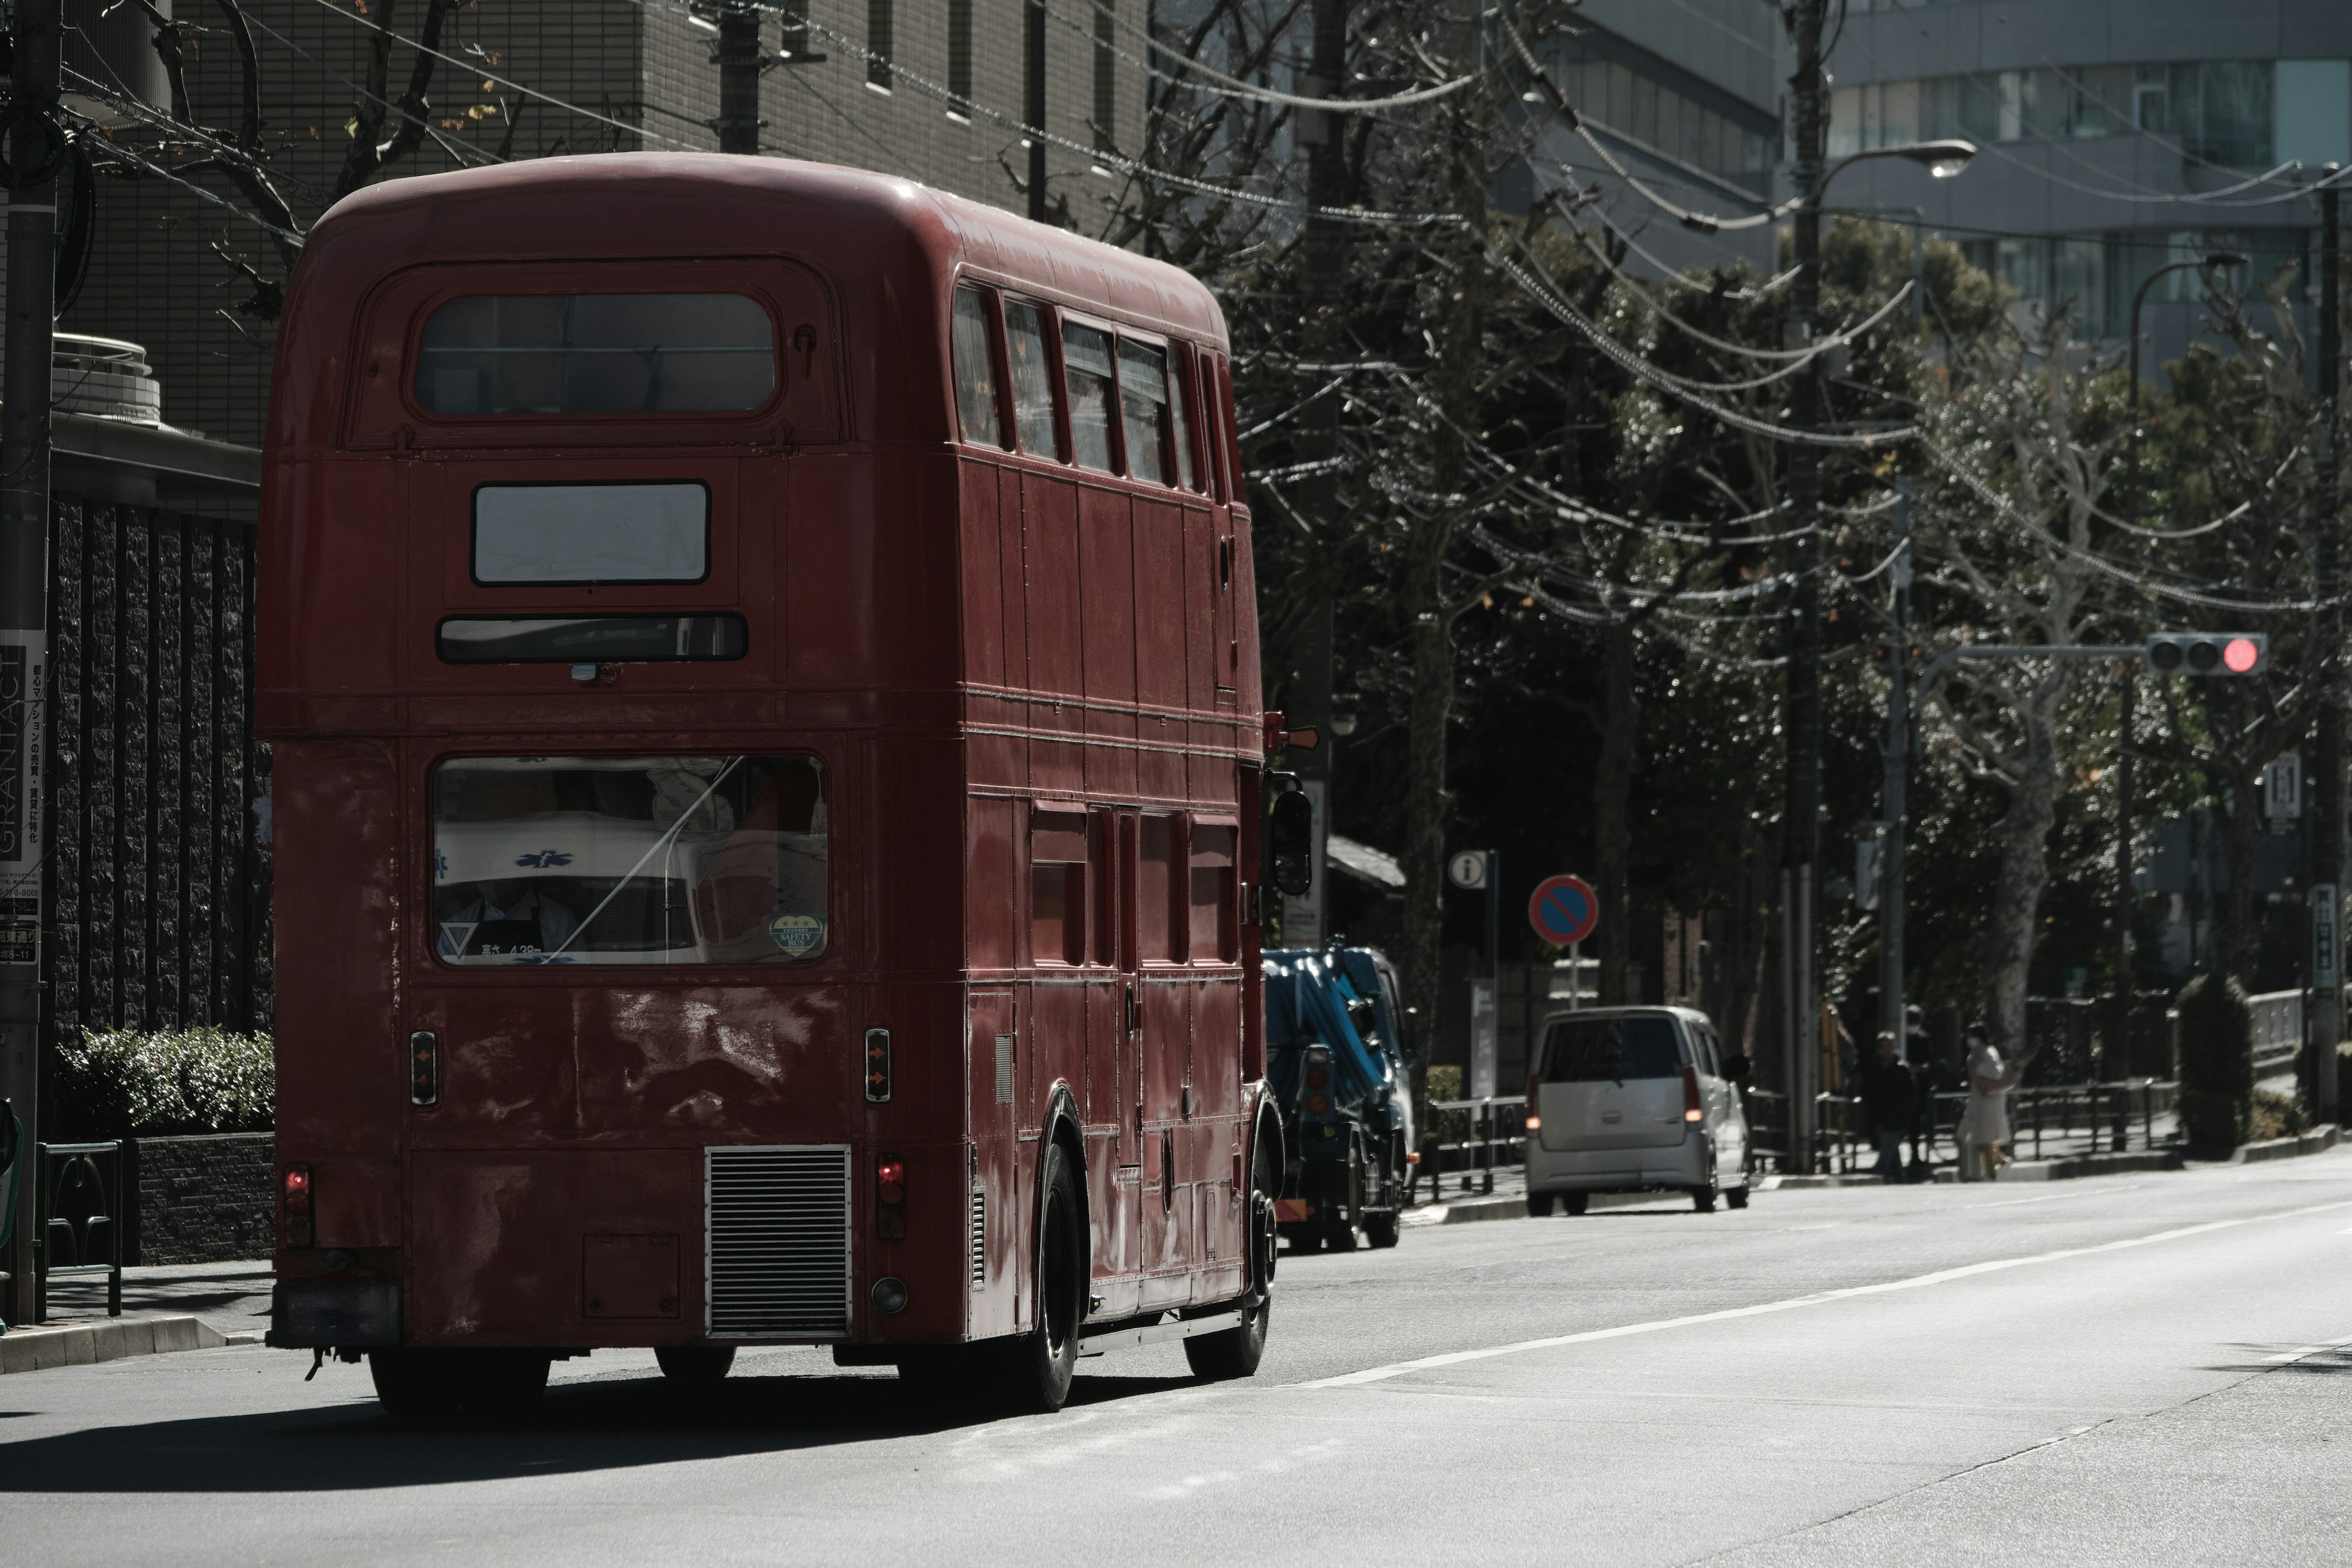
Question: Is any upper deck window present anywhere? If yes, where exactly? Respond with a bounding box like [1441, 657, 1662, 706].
[951, 285, 1008, 448]
[1062, 323, 1119, 473]
[1118, 341, 1170, 486]
[1003, 301, 1061, 458]
[417, 293, 775, 416]
[1169, 350, 1199, 491]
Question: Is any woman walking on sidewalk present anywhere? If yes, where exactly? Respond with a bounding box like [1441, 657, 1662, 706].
[1961, 1023, 2022, 1178]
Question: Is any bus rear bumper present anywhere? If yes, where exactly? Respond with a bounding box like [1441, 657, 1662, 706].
[268, 1280, 402, 1349]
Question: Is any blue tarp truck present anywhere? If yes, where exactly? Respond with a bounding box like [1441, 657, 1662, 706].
[1262, 946, 1415, 1250]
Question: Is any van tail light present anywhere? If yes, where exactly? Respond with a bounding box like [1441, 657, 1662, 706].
[876, 1155, 908, 1239]
[1681, 1066, 1705, 1123]
[282, 1164, 315, 1248]
[1525, 1074, 1541, 1132]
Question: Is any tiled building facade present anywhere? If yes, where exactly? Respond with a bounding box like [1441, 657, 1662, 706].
[53, 0, 1150, 447]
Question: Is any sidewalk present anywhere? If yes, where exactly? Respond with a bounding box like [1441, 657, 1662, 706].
[36, 1257, 276, 1338]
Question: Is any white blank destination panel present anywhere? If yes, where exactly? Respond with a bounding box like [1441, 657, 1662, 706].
[473, 482, 710, 584]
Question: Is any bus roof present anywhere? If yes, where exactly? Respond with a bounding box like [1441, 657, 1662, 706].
[277, 153, 1229, 450]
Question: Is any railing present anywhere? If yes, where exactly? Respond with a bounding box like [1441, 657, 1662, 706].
[1746, 1081, 2180, 1177]
[36, 1140, 124, 1321]
[1423, 1095, 1528, 1198]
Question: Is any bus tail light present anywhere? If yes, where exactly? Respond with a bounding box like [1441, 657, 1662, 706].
[1681, 1066, 1705, 1123]
[864, 1028, 892, 1102]
[876, 1155, 908, 1239]
[409, 1030, 438, 1106]
[282, 1164, 315, 1248]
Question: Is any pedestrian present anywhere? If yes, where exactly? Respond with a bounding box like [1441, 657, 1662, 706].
[1959, 1023, 2022, 1179]
[1860, 1031, 1918, 1182]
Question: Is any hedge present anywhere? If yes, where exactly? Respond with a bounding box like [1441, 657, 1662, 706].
[48, 1027, 273, 1139]
[2175, 973, 2252, 1151]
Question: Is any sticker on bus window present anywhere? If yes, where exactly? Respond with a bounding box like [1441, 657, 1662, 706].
[769, 913, 824, 957]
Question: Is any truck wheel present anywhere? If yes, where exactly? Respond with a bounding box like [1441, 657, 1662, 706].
[1362, 1212, 1401, 1248]
[1325, 1226, 1359, 1253]
[655, 1346, 736, 1382]
[992, 1140, 1085, 1414]
[1527, 1192, 1556, 1217]
[1186, 1135, 1278, 1381]
[369, 1348, 551, 1422]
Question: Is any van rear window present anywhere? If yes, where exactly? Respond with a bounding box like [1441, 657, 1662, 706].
[1540, 1016, 1683, 1082]
[417, 293, 774, 415]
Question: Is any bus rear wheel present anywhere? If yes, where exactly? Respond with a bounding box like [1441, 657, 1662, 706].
[655, 1346, 736, 1382]
[1185, 1135, 1277, 1382]
[369, 1348, 551, 1422]
[992, 1140, 1084, 1414]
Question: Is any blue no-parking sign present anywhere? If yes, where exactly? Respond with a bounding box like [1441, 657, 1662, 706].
[1528, 874, 1599, 946]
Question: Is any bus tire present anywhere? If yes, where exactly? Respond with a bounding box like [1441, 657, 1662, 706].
[1186, 1136, 1277, 1381]
[655, 1346, 736, 1382]
[369, 1348, 551, 1422]
[995, 1139, 1084, 1414]
[1362, 1212, 1401, 1248]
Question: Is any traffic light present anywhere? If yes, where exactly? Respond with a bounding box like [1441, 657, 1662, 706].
[2145, 632, 2267, 677]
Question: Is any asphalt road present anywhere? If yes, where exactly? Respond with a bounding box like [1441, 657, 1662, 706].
[7, 1152, 2351, 1566]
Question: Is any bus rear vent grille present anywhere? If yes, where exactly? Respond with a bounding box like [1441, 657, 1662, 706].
[705, 1145, 852, 1338]
[969, 1189, 987, 1287]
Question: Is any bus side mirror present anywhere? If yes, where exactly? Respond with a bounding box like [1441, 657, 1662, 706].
[1268, 790, 1314, 897]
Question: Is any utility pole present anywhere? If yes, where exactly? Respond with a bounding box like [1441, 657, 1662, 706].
[2113, 663, 2136, 1082]
[1, 0, 63, 1326]
[1879, 481, 1911, 1057]
[1279, 0, 1348, 950]
[713, 0, 764, 154]
[1781, 0, 1828, 1173]
[1025, 0, 1047, 222]
[2315, 171, 2343, 1126]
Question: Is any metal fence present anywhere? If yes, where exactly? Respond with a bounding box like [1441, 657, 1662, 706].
[1423, 1095, 1529, 1197]
[1745, 1080, 2180, 1177]
[43, 496, 271, 1047]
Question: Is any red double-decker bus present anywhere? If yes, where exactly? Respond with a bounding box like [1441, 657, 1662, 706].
[259, 154, 1281, 1415]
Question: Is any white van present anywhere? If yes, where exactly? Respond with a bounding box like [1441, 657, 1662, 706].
[1523, 1006, 1752, 1214]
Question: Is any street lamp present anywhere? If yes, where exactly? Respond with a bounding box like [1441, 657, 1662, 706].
[1782, 135, 1975, 1172]
[2128, 252, 2247, 528]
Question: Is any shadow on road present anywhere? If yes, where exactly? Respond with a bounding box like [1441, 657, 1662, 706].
[2206, 1345, 2352, 1375]
[0, 1365, 1202, 1493]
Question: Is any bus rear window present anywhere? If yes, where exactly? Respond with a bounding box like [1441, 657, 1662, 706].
[417, 293, 775, 415]
[436, 614, 747, 664]
[432, 755, 827, 966]
[1540, 1016, 1684, 1082]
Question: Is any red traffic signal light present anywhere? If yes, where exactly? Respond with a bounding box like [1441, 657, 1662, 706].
[2146, 633, 2267, 677]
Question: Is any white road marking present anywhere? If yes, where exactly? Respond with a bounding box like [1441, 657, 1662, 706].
[2258, 1333, 2352, 1363]
[1971, 1183, 2145, 1209]
[1298, 1198, 2352, 1390]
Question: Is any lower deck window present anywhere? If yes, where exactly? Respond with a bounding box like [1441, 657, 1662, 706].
[432, 754, 827, 966]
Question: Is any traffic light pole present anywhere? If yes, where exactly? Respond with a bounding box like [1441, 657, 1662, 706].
[1879, 483, 1912, 1058]
[0, 0, 62, 1327]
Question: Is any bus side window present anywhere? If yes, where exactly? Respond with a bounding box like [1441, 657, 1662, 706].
[1003, 300, 1063, 459]
[1117, 339, 1172, 486]
[1213, 353, 1240, 500]
[1031, 809, 1089, 965]
[1061, 322, 1121, 473]
[951, 284, 1009, 448]
[1167, 349, 1199, 492]
[1137, 814, 1180, 962]
[1188, 820, 1236, 962]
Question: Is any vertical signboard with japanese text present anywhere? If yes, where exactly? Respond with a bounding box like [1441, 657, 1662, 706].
[0, 631, 44, 966]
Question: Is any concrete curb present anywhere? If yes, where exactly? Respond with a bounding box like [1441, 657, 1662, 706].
[0, 1314, 256, 1375]
[1404, 1189, 1682, 1226]
[2199, 1123, 2341, 1166]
